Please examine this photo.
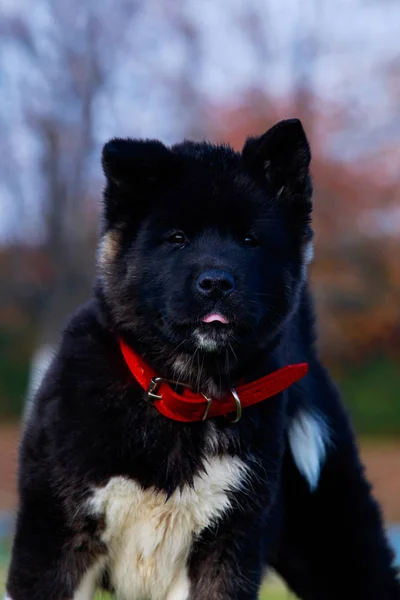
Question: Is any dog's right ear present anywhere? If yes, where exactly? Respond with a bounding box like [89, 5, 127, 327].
[102, 139, 177, 225]
[102, 138, 173, 186]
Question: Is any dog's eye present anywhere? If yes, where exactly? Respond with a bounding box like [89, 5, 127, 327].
[167, 231, 187, 245]
[243, 234, 258, 247]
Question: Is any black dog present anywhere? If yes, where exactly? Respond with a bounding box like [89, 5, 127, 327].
[6, 119, 400, 599]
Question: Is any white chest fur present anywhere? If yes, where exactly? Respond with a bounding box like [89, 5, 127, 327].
[87, 456, 248, 600]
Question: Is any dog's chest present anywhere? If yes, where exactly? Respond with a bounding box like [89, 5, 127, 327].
[88, 455, 247, 600]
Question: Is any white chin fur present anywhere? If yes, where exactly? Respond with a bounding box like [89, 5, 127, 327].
[288, 410, 329, 491]
[193, 329, 219, 351]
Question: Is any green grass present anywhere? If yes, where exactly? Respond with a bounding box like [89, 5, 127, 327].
[339, 355, 400, 436]
[0, 327, 32, 416]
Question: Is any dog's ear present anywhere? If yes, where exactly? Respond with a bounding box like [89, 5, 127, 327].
[241, 119, 312, 204]
[102, 138, 177, 225]
[102, 138, 173, 186]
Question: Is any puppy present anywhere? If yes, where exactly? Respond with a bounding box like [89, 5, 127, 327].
[6, 119, 400, 599]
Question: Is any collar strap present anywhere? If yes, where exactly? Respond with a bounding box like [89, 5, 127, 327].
[119, 338, 308, 423]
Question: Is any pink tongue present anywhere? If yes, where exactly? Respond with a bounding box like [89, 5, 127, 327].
[202, 312, 229, 324]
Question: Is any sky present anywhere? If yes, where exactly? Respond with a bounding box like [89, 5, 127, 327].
[0, 0, 399, 242]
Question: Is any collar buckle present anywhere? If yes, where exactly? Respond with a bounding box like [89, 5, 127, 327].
[147, 376, 213, 421]
[147, 377, 242, 422]
[147, 377, 194, 402]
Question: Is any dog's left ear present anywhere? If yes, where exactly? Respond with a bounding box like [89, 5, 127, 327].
[242, 118, 312, 202]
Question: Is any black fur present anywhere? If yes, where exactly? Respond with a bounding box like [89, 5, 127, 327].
[6, 119, 400, 599]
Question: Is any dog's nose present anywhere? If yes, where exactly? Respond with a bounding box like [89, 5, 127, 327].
[196, 270, 236, 299]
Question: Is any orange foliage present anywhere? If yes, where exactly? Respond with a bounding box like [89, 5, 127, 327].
[208, 96, 400, 368]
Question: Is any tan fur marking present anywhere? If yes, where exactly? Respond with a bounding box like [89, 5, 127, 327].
[98, 230, 121, 267]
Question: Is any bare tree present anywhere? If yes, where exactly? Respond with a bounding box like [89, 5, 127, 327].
[1, 0, 141, 401]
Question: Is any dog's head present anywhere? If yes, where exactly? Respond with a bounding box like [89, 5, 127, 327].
[98, 119, 312, 377]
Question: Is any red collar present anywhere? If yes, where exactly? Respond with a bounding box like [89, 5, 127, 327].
[119, 338, 308, 423]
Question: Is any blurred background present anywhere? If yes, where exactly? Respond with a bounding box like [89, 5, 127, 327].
[1, 0, 399, 596]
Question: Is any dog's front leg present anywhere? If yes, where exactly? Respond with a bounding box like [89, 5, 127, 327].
[187, 513, 265, 600]
[6, 495, 105, 600]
